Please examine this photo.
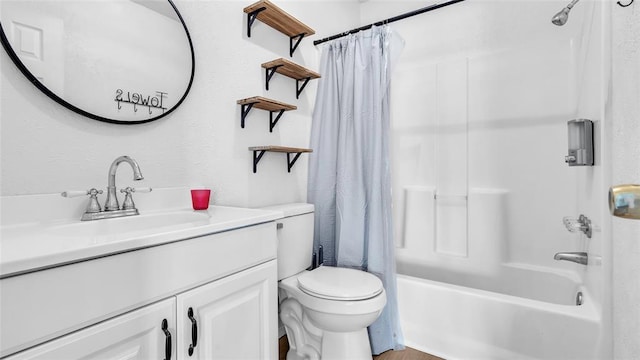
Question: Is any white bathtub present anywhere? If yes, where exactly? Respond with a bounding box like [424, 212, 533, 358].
[396, 268, 603, 360]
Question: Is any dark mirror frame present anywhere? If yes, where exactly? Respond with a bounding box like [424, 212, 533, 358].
[0, 0, 195, 125]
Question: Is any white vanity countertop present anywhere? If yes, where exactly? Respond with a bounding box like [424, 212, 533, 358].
[0, 191, 285, 277]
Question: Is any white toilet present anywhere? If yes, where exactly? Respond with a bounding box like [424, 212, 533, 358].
[263, 203, 387, 360]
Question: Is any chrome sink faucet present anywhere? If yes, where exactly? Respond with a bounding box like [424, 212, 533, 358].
[104, 156, 144, 211]
[62, 155, 150, 221]
[554, 252, 588, 265]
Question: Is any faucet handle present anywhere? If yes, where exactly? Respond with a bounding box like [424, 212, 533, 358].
[86, 189, 104, 213]
[119, 187, 152, 194]
[120, 187, 152, 210]
[62, 188, 103, 214]
[61, 188, 103, 198]
[131, 187, 152, 193]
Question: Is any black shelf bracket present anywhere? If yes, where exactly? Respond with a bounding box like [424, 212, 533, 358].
[252, 150, 267, 173]
[240, 102, 257, 128]
[265, 65, 284, 91]
[269, 110, 285, 132]
[251, 150, 305, 173]
[287, 152, 303, 172]
[247, 7, 267, 38]
[296, 77, 311, 99]
[289, 33, 306, 57]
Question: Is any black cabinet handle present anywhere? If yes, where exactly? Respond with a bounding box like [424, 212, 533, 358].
[162, 319, 172, 360]
[188, 307, 198, 356]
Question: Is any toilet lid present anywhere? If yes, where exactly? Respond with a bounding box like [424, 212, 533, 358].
[297, 266, 384, 301]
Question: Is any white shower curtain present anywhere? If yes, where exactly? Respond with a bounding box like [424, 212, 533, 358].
[307, 25, 404, 354]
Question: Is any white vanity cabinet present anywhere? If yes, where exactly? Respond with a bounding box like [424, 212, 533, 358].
[5, 261, 277, 360]
[0, 217, 279, 359]
[4, 298, 177, 360]
[176, 260, 277, 360]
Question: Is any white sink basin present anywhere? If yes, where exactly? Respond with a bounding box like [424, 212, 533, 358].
[47, 210, 211, 238]
[0, 206, 283, 277]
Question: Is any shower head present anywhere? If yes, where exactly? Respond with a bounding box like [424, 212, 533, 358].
[551, 7, 570, 25]
[551, 0, 580, 26]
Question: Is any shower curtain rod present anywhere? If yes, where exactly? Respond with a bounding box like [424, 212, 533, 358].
[313, 0, 466, 46]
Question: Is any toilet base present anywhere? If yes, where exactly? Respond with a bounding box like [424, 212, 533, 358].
[320, 329, 372, 360]
[279, 271, 386, 360]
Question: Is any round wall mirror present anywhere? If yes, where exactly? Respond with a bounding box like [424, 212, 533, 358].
[0, 0, 195, 124]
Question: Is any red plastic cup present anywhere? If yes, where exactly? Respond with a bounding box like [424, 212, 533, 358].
[190, 189, 211, 210]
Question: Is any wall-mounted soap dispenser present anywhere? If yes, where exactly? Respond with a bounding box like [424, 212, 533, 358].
[565, 119, 594, 166]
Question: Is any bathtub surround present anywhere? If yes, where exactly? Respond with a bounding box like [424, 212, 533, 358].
[359, 0, 626, 358]
[308, 25, 405, 354]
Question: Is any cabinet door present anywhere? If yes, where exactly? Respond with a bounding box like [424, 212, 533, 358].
[6, 298, 176, 360]
[176, 260, 277, 360]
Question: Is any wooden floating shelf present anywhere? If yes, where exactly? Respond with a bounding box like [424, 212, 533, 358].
[262, 58, 320, 81]
[237, 96, 297, 132]
[243, 0, 315, 38]
[249, 146, 312, 153]
[248, 146, 313, 173]
[261, 58, 321, 99]
[244, 0, 315, 57]
[237, 96, 296, 112]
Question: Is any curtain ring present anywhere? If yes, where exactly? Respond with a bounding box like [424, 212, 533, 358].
[617, 0, 634, 7]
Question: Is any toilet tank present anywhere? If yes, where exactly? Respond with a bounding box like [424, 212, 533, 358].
[261, 203, 314, 280]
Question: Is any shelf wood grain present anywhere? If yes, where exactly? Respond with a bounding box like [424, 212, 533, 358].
[237, 97, 297, 112]
[261, 58, 321, 81]
[243, 0, 315, 38]
[248, 146, 312, 153]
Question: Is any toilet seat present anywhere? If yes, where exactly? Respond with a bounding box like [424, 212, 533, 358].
[297, 266, 383, 301]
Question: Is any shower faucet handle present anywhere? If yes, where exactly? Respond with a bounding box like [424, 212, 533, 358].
[562, 214, 592, 238]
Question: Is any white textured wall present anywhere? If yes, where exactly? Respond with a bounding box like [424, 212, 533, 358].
[0, 0, 360, 208]
[611, 2, 640, 359]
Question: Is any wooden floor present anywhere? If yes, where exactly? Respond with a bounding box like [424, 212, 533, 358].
[373, 347, 443, 360]
[279, 336, 443, 360]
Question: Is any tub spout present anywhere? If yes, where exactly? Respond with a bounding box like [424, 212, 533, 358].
[554, 252, 588, 265]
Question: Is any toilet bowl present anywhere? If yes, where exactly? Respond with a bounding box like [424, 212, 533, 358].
[280, 267, 387, 359]
[262, 203, 387, 360]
